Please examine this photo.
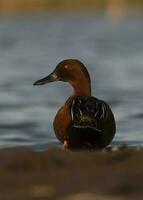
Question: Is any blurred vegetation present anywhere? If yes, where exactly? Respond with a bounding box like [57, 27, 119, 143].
[0, 0, 143, 16]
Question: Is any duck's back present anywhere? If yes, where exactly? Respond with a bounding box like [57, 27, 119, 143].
[67, 96, 116, 149]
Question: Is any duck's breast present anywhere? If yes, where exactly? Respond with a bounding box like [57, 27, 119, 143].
[53, 97, 73, 143]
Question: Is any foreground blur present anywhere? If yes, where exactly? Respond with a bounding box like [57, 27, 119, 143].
[0, 147, 143, 200]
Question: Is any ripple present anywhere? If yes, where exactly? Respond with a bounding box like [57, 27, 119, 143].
[0, 15, 143, 149]
[0, 122, 38, 130]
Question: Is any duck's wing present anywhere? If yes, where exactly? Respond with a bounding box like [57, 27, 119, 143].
[71, 96, 108, 132]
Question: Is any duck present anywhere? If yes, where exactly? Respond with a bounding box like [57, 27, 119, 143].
[33, 59, 116, 149]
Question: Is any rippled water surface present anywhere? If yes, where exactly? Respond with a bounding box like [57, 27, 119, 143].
[0, 14, 143, 149]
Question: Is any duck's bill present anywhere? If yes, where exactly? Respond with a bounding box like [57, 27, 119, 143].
[33, 72, 58, 86]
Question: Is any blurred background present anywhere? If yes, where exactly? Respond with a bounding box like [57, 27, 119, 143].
[0, 0, 143, 149]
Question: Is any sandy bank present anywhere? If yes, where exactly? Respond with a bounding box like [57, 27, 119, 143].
[0, 147, 143, 200]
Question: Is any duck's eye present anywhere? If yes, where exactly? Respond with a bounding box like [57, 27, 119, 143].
[64, 65, 69, 69]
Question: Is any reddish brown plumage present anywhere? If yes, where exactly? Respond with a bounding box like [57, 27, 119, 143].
[34, 59, 116, 149]
[53, 96, 73, 143]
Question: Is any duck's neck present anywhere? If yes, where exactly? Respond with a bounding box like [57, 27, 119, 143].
[70, 77, 91, 97]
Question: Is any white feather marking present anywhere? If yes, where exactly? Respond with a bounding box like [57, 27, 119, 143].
[79, 109, 83, 116]
[100, 104, 105, 119]
[71, 99, 75, 121]
[94, 111, 98, 118]
[73, 124, 102, 132]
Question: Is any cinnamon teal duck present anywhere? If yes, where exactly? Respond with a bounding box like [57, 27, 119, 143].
[34, 59, 116, 149]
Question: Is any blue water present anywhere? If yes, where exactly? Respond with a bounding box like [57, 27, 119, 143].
[0, 14, 143, 149]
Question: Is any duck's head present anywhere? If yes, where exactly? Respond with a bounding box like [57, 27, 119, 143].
[33, 59, 91, 96]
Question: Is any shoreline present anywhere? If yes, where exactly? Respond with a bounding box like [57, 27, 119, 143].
[0, 146, 143, 200]
[0, 0, 143, 17]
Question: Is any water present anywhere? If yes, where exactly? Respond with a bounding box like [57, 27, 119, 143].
[0, 14, 143, 150]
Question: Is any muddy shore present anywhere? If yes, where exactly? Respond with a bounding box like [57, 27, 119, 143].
[0, 147, 143, 200]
